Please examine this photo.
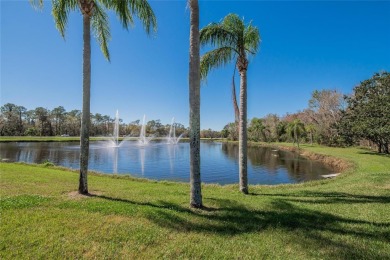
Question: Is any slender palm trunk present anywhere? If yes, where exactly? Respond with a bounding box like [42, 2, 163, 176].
[239, 68, 248, 194]
[295, 127, 300, 149]
[232, 72, 240, 136]
[232, 71, 240, 124]
[189, 0, 202, 208]
[79, 15, 91, 194]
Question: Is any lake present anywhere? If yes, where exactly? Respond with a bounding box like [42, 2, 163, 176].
[0, 141, 333, 185]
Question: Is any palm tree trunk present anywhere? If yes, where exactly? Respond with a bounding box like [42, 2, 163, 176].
[232, 72, 240, 136]
[189, 0, 202, 208]
[295, 127, 300, 149]
[232, 71, 240, 124]
[79, 14, 91, 194]
[239, 69, 248, 194]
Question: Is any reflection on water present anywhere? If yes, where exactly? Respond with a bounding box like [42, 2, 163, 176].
[221, 143, 330, 183]
[0, 141, 333, 185]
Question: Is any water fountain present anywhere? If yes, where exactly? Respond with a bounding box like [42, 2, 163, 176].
[108, 110, 121, 147]
[138, 115, 154, 146]
[167, 117, 183, 145]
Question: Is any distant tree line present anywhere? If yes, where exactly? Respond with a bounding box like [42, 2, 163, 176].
[221, 87, 345, 146]
[222, 72, 390, 154]
[0, 105, 190, 138]
[2, 72, 388, 154]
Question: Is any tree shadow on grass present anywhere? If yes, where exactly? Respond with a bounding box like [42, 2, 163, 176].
[91, 194, 194, 213]
[251, 191, 390, 205]
[92, 194, 390, 259]
[357, 150, 390, 158]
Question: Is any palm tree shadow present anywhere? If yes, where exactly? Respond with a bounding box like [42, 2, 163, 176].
[93, 194, 390, 259]
[250, 191, 390, 204]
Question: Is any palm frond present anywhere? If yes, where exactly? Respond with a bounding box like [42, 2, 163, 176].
[200, 23, 237, 50]
[92, 2, 111, 61]
[29, 0, 44, 10]
[99, 0, 133, 30]
[200, 47, 235, 80]
[128, 0, 157, 34]
[100, 0, 157, 34]
[52, 0, 78, 38]
[222, 13, 244, 37]
[244, 22, 260, 56]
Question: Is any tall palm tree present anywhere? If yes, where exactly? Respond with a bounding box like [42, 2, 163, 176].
[31, 0, 157, 194]
[287, 119, 305, 149]
[200, 14, 260, 194]
[188, 0, 202, 208]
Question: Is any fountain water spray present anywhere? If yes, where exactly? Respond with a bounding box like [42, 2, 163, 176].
[113, 110, 120, 146]
[167, 117, 183, 144]
[138, 115, 154, 145]
[108, 110, 121, 147]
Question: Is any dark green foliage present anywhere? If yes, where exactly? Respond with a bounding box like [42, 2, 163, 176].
[0, 103, 189, 138]
[0, 103, 27, 136]
[24, 127, 39, 136]
[276, 121, 288, 142]
[341, 72, 390, 153]
[222, 122, 238, 141]
[41, 160, 55, 167]
[248, 117, 268, 142]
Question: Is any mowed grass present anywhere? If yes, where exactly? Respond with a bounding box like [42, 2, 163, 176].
[1, 144, 389, 259]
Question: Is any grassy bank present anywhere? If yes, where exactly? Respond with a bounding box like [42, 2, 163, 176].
[1, 145, 389, 259]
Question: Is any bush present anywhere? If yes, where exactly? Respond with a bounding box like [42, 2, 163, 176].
[41, 160, 54, 167]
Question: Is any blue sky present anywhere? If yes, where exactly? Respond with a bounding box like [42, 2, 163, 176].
[1, 1, 389, 130]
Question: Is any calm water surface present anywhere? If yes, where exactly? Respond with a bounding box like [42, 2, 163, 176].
[0, 141, 333, 185]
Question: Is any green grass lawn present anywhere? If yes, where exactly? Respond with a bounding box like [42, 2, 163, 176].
[1, 144, 389, 259]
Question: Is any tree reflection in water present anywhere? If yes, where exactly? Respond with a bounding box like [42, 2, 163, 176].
[221, 143, 332, 182]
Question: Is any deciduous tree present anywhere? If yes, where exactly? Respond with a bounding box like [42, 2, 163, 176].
[342, 72, 390, 153]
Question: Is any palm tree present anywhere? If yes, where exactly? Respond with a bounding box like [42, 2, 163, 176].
[305, 123, 316, 146]
[200, 14, 260, 194]
[188, 0, 202, 208]
[287, 119, 305, 149]
[31, 0, 157, 194]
